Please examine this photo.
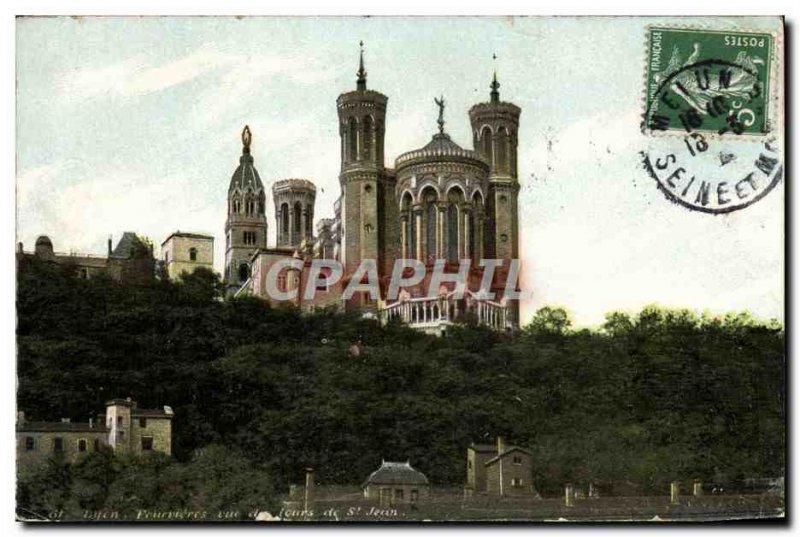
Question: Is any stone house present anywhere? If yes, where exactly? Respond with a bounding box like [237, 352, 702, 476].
[362, 461, 430, 505]
[466, 437, 536, 497]
[160, 231, 214, 281]
[16, 398, 173, 469]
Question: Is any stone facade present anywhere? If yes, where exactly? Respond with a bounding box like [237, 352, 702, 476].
[16, 398, 173, 470]
[161, 232, 214, 280]
[228, 45, 522, 332]
[273, 179, 316, 249]
[466, 437, 536, 497]
[17, 233, 155, 285]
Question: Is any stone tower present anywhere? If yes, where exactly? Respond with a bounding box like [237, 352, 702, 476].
[225, 125, 268, 289]
[336, 42, 398, 308]
[468, 69, 521, 261]
[272, 179, 316, 250]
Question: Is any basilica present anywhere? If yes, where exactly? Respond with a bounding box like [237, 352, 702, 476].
[222, 45, 523, 334]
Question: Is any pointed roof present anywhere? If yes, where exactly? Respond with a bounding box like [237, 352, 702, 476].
[357, 40, 367, 90]
[229, 125, 264, 194]
[363, 461, 429, 487]
[109, 232, 150, 259]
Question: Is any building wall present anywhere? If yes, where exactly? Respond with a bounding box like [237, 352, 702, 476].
[16, 430, 108, 468]
[105, 403, 132, 453]
[466, 449, 495, 492]
[129, 416, 172, 456]
[485, 452, 535, 496]
[162, 235, 214, 280]
[363, 484, 429, 505]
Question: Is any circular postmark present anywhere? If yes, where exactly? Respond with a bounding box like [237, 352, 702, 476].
[644, 59, 768, 136]
[641, 59, 782, 214]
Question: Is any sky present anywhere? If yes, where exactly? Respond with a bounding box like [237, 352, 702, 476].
[15, 16, 784, 327]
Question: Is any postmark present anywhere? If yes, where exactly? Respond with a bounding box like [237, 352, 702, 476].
[640, 136, 782, 214]
[644, 27, 775, 137]
[641, 26, 782, 214]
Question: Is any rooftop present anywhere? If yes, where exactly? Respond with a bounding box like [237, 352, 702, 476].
[363, 461, 429, 487]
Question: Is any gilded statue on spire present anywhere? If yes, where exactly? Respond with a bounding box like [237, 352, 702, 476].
[434, 95, 446, 133]
[242, 125, 252, 152]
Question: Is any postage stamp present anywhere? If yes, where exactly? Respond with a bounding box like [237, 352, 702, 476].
[644, 27, 775, 136]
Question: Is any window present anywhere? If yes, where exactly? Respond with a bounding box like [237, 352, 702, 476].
[189, 248, 197, 262]
[468, 460, 473, 469]
[511, 478, 523, 487]
[411, 489, 419, 502]
[277, 274, 287, 292]
[238, 263, 249, 283]
[513, 456, 522, 465]
[394, 489, 404, 501]
[117, 416, 123, 427]
[316, 267, 332, 292]
[78, 439, 87, 452]
[141, 437, 154, 451]
[139, 418, 147, 428]
[243, 231, 257, 245]
[25, 437, 35, 451]
[94, 439, 100, 452]
[79, 268, 89, 279]
[53, 437, 64, 453]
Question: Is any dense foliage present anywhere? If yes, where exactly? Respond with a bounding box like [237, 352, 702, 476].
[17, 257, 785, 504]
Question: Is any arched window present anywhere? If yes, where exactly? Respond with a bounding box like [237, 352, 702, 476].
[280, 203, 289, 238]
[447, 188, 463, 263]
[401, 192, 414, 259]
[293, 202, 302, 236]
[362, 115, 373, 162]
[348, 117, 358, 162]
[471, 191, 483, 261]
[485, 192, 496, 259]
[496, 127, 509, 173]
[424, 189, 438, 263]
[238, 263, 249, 283]
[306, 204, 313, 236]
[189, 247, 197, 262]
[481, 126, 493, 165]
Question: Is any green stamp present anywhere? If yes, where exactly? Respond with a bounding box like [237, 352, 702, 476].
[645, 27, 774, 136]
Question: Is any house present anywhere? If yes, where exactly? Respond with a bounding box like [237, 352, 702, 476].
[362, 461, 429, 505]
[16, 398, 173, 469]
[466, 437, 536, 497]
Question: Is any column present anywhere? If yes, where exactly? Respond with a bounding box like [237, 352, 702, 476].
[400, 212, 409, 258]
[413, 205, 423, 262]
[461, 204, 472, 260]
[437, 202, 448, 259]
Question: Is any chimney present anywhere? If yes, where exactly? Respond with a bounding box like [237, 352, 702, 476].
[496, 436, 506, 455]
[61, 418, 71, 423]
[16, 411, 25, 426]
[303, 467, 315, 520]
[17, 242, 23, 254]
[108, 236, 113, 256]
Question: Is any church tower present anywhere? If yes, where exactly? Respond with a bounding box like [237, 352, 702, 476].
[336, 42, 398, 308]
[468, 66, 521, 261]
[225, 125, 268, 289]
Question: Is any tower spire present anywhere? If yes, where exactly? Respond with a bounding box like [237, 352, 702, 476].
[490, 53, 500, 103]
[357, 40, 367, 90]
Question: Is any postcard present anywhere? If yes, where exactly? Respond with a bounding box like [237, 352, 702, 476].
[15, 16, 784, 523]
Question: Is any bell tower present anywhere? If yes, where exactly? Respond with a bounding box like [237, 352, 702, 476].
[469, 62, 521, 261]
[224, 125, 268, 291]
[336, 42, 397, 308]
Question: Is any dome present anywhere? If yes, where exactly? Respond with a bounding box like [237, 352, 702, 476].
[395, 132, 489, 173]
[35, 235, 52, 248]
[229, 153, 264, 193]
